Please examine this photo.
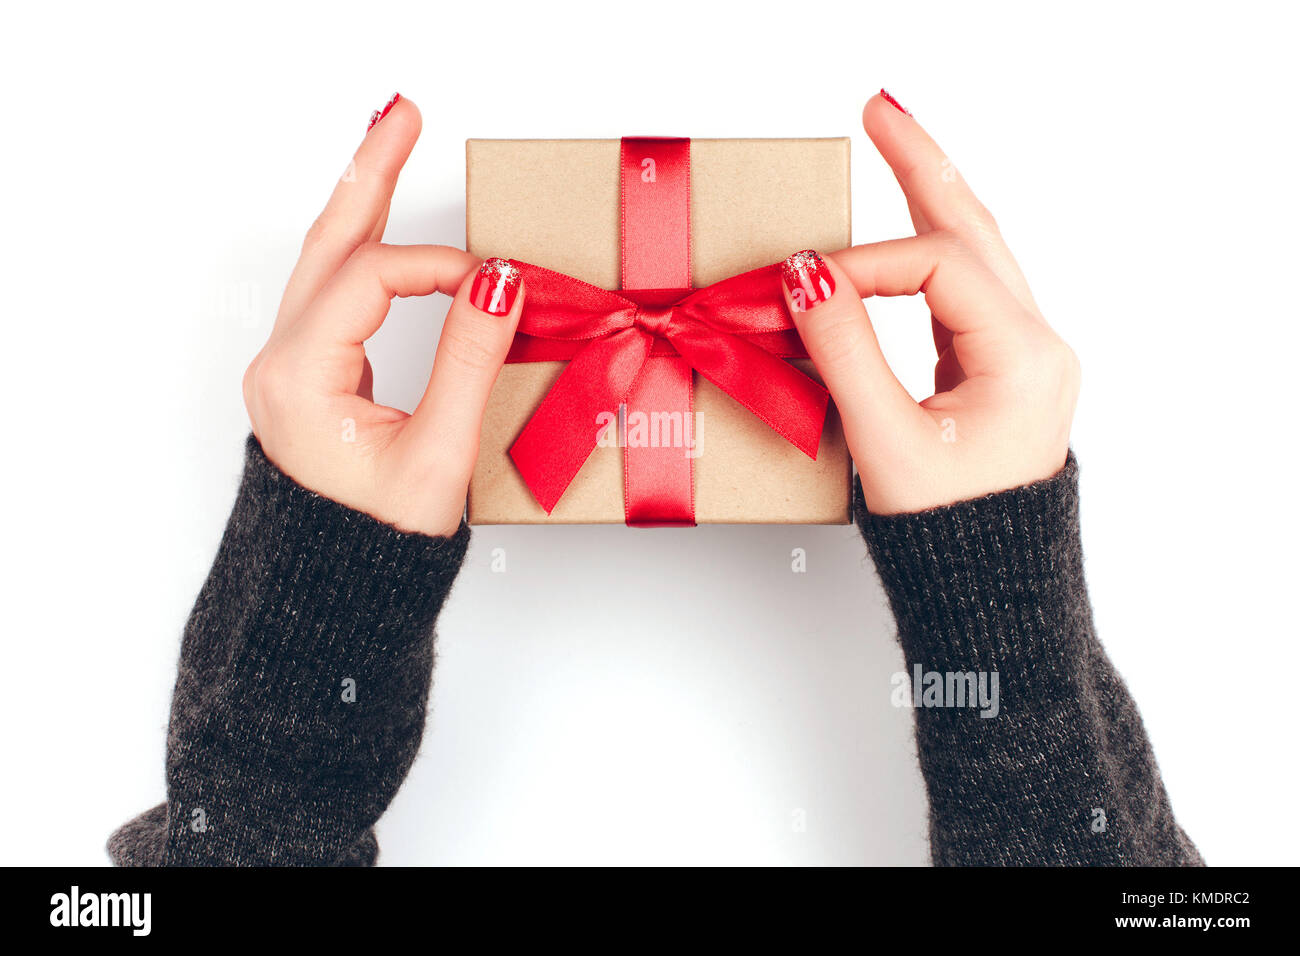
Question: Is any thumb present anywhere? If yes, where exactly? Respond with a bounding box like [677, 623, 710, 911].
[400, 257, 524, 475]
[780, 250, 924, 458]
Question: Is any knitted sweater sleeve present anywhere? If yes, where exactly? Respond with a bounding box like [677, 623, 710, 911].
[108, 436, 470, 866]
[855, 454, 1202, 866]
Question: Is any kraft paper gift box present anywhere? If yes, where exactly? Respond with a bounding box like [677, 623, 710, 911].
[465, 137, 853, 525]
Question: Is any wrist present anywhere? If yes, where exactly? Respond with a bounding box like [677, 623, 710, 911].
[855, 436, 1071, 516]
[855, 451, 1086, 675]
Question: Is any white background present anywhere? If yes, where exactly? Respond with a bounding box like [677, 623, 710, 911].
[1, 0, 1296, 865]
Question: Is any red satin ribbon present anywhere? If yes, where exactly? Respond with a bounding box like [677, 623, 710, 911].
[621, 137, 690, 290]
[620, 138, 694, 525]
[505, 261, 830, 517]
[505, 136, 827, 524]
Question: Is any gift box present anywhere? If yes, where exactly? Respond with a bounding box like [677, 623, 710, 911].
[465, 137, 853, 525]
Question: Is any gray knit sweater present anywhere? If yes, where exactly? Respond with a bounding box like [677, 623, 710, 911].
[109, 438, 1200, 866]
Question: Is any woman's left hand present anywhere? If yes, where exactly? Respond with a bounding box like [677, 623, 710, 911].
[781, 92, 1081, 515]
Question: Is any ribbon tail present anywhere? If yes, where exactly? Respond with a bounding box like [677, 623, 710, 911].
[509, 327, 651, 514]
[623, 355, 696, 527]
[669, 324, 829, 460]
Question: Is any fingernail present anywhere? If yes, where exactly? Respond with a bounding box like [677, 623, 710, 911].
[367, 92, 401, 131]
[470, 258, 521, 315]
[880, 88, 911, 116]
[781, 250, 835, 312]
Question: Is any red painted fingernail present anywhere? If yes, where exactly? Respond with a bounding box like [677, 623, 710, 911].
[880, 88, 911, 116]
[469, 258, 521, 315]
[781, 250, 835, 312]
[367, 92, 401, 131]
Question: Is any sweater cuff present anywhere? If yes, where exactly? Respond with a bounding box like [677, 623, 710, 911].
[223, 435, 470, 674]
[854, 453, 1089, 680]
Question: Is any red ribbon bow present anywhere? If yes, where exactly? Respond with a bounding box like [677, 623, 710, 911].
[506, 261, 830, 520]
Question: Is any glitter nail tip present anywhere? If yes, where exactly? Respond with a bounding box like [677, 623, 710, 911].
[367, 92, 401, 131]
[880, 89, 911, 116]
[470, 258, 522, 315]
[781, 250, 835, 312]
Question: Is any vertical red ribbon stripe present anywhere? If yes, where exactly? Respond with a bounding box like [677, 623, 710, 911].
[621, 138, 691, 289]
[620, 138, 695, 526]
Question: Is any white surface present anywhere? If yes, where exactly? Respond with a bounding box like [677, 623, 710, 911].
[1, 0, 1296, 865]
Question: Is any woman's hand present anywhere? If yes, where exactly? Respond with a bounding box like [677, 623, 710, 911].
[781, 92, 1080, 515]
[243, 95, 523, 537]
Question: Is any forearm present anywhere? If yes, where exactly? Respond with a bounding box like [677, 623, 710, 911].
[857, 454, 1201, 866]
[109, 436, 470, 866]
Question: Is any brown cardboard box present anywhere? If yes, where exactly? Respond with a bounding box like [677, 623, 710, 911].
[465, 138, 853, 524]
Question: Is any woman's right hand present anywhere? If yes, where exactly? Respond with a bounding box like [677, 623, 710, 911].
[242, 94, 524, 537]
[781, 92, 1081, 515]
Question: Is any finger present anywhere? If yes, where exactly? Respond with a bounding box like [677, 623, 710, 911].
[368, 199, 392, 243]
[905, 190, 953, 371]
[273, 95, 421, 334]
[779, 250, 928, 451]
[830, 235, 1039, 380]
[862, 91, 1040, 315]
[862, 91, 995, 242]
[882, 101, 970, 371]
[294, 243, 478, 350]
[832, 235, 1028, 328]
[398, 258, 525, 473]
[906, 195, 932, 235]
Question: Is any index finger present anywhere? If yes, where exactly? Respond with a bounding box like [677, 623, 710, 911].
[273, 95, 422, 334]
[294, 243, 479, 349]
[830, 235, 1039, 380]
[862, 91, 994, 240]
[862, 91, 1041, 315]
